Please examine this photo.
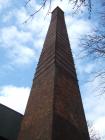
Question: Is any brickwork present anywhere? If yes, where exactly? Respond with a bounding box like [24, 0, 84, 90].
[18, 7, 90, 140]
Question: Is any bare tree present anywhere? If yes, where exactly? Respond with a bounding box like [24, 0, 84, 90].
[24, 0, 91, 22]
[88, 122, 101, 140]
[80, 0, 105, 95]
[81, 1, 105, 59]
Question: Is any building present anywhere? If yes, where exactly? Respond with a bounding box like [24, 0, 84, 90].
[18, 7, 90, 140]
[0, 104, 23, 140]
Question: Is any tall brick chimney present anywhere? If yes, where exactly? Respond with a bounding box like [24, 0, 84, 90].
[18, 7, 90, 140]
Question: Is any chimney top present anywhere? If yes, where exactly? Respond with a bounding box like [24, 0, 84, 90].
[52, 6, 64, 15]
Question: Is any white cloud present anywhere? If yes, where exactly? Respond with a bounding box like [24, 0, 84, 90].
[2, 11, 13, 22]
[84, 63, 95, 73]
[94, 117, 105, 138]
[70, 19, 92, 35]
[81, 77, 105, 139]
[15, 7, 29, 24]
[67, 18, 93, 50]
[77, 61, 96, 76]
[0, 0, 11, 11]
[0, 25, 36, 66]
[8, 45, 35, 65]
[1, 26, 32, 46]
[0, 85, 30, 114]
[51, 0, 72, 11]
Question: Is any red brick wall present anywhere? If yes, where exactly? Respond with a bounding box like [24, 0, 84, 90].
[18, 7, 90, 140]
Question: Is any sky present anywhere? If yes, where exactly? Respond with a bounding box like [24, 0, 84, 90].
[0, 0, 105, 139]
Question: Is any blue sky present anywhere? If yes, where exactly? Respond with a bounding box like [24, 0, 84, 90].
[0, 0, 105, 139]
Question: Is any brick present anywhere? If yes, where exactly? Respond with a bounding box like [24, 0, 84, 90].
[18, 7, 90, 140]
